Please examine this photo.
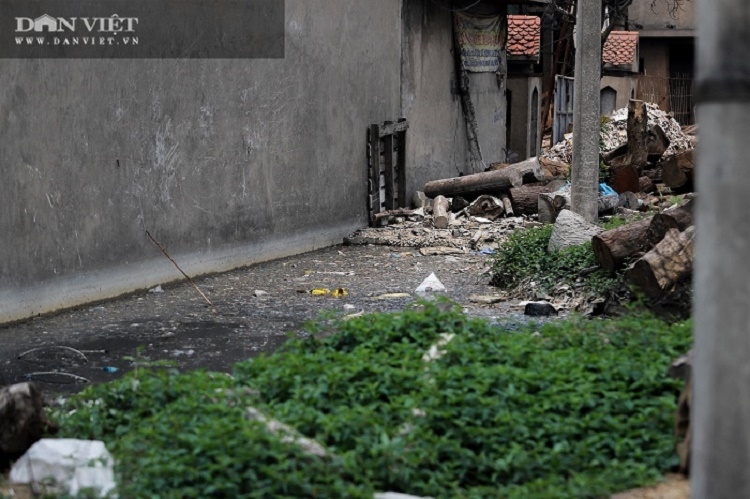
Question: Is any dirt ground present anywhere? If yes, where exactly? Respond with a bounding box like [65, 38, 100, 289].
[0, 243, 530, 400]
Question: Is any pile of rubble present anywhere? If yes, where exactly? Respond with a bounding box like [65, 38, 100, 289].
[543, 102, 694, 163]
[345, 210, 529, 255]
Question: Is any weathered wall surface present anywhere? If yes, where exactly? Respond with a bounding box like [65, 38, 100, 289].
[0, 0, 402, 323]
[401, 0, 470, 198]
[507, 75, 542, 160]
[628, 0, 695, 36]
[601, 76, 638, 110]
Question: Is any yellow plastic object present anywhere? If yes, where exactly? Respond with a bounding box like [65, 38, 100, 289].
[311, 288, 330, 296]
[332, 288, 348, 298]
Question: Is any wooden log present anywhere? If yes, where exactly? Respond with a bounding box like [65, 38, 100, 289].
[424, 168, 523, 198]
[467, 195, 504, 220]
[432, 195, 450, 229]
[609, 164, 641, 194]
[538, 192, 558, 224]
[510, 184, 556, 215]
[1, 383, 55, 469]
[592, 216, 654, 272]
[661, 149, 695, 191]
[498, 193, 514, 217]
[539, 157, 570, 179]
[638, 176, 655, 193]
[609, 99, 649, 174]
[646, 198, 695, 246]
[602, 143, 628, 164]
[625, 226, 695, 298]
[646, 124, 670, 163]
[450, 196, 469, 212]
[503, 157, 544, 184]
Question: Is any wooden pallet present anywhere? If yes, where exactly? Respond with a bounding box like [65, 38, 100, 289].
[367, 118, 408, 226]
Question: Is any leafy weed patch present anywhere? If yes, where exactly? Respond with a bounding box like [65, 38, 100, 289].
[52, 303, 690, 498]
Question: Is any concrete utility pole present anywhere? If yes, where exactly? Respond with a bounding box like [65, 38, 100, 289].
[570, 0, 602, 223]
[693, 0, 750, 497]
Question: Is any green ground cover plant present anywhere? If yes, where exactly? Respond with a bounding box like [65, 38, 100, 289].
[52, 303, 690, 498]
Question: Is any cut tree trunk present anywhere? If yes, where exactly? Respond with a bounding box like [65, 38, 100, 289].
[646, 198, 695, 246]
[592, 216, 654, 272]
[508, 180, 566, 216]
[606, 100, 650, 195]
[661, 149, 695, 191]
[609, 164, 641, 194]
[539, 157, 570, 179]
[432, 195, 450, 229]
[424, 168, 523, 198]
[625, 226, 695, 298]
[510, 184, 557, 216]
[647, 124, 670, 163]
[538, 191, 571, 223]
[467, 195, 504, 220]
[638, 176, 656, 193]
[609, 99, 649, 175]
[492, 157, 544, 184]
[498, 193, 513, 217]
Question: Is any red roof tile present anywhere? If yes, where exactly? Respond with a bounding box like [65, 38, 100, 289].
[507, 15, 541, 59]
[602, 31, 639, 68]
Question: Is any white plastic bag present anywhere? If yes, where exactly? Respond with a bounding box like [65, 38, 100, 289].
[10, 439, 116, 497]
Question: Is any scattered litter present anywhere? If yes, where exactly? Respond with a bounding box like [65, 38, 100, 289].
[419, 246, 466, 256]
[101, 366, 119, 373]
[471, 217, 493, 224]
[148, 285, 164, 294]
[422, 333, 455, 362]
[415, 273, 447, 297]
[469, 295, 506, 305]
[311, 288, 330, 296]
[253, 290, 269, 298]
[342, 310, 365, 321]
[478, 247, 495, 255]
[332, 288, 348, 298]
[343, 304, 357, 311]
[172, 349, 195, 357]
[373, 293, 412, 300]
[10, 439, 117, 498]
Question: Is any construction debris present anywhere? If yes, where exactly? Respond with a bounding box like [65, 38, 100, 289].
[542, 102, 693, 164]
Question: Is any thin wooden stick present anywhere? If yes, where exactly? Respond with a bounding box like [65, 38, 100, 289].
[145, 231, 214, 309]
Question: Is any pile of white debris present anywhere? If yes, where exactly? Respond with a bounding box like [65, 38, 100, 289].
[543, 103, 694, 163]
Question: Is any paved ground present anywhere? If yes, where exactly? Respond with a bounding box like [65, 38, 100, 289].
[0, 243, 527, 399]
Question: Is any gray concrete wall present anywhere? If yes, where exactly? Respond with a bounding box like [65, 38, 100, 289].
[0, 0, 403, 324]
[401, 0, 471, 198]
[628, 0, 695, 36]
[469, 72, 507, 169]
[402, 0, 507, 195]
